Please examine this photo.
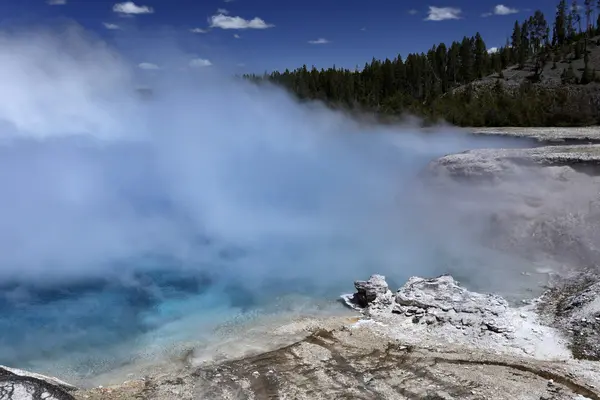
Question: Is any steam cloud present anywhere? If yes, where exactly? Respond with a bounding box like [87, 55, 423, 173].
[0, 24, 522, 378]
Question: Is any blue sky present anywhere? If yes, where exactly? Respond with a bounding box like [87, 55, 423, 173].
[0, 0, 557, 74]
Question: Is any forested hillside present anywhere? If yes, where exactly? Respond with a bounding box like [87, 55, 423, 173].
[245, 1, 600, 127]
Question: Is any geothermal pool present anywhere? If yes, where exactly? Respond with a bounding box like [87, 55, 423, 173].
[0, 25, 552, 387]
[0, 131, 543, 387]
[0, 264, 356, 385]
[0, 243, 545, 387]
[0, 27, 544, 383]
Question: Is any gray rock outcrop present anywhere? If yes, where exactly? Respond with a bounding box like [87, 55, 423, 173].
[346, 274, 393, 309]
[470, 127, 600, 144]
[345, 274, 570, 360]
[393, 275, 511, 333]
[428, 145, 600, 180]
[0, 366, 76, 400]
[539, 274, 600, 361]
[346, 275, 513, 334]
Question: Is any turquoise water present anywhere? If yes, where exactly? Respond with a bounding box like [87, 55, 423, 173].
[0, 258, 345, 375]
[0, 28, 541, 382]
[0, 128, 536, 382]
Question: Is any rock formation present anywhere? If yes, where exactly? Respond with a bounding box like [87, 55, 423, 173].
[470, 127, 600, 144]
[393, 275, 511, 333]
[345, 274, 571, 360]
[539, 273, 600, 361]
[0, 366, 76, 400]
[428, 145, 600, 180]
[345, 274, 393, 309]
[346, 274, 514, 333]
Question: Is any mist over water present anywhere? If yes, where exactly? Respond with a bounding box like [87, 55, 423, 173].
[0, 25, 528, 379]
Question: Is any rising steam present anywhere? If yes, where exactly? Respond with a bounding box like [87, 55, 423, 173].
[0, 24, 524, 378]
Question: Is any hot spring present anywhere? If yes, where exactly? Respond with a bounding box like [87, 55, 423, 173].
[0, 25, 538, 386]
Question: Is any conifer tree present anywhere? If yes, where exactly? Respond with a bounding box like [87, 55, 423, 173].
[572, 0, 582, 33]
[241, 2, 600, 127]
[511, 21, 522, 64]
[555, 0, 568, 45]
[459, 36, 473, 83]
[585, 0, 594, 31]
[473, 33, 487, 79]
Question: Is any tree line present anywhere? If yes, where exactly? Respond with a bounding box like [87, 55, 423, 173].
[244, 0, 600, 127]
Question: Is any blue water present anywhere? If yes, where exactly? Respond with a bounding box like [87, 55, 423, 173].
[0, 255, 344, 376]
[0, 27, 543, 381]
[0, 128, 538, 382]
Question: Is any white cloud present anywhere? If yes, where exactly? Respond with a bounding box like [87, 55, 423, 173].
[233, 34, 241, 39]
[360, 27, 366, 31]
[189, 58, 212, 68]
[113, 2, 154, 15]
[481, 12, 493, 17]
[408, 9, 418, 15]
[217, 8, 229, 14]
[190, 28, 208, 33]
[493, 4, 518, 15]
[138, 62, 160, 70]
[47, 0, 67, 5]
[487, 47, 499, 54]
[209, 13, 274, 29]
[425, 6, 462, 21]
[308, 38, 330, 44]
[103, 22, 121, 30]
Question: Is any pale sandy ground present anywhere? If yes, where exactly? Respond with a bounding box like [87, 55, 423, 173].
[74, 273, 600, 399]
[75, 310, 600, 400]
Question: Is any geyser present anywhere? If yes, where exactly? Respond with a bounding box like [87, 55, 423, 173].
[0, 24, 527, 381]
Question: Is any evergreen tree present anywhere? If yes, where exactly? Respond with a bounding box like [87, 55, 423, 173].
[585, 0, 593, 31]
[435, 43, 449, 92]
[501, 39, 511, 68]
[529, 11, 550, 80]
[567, 10, 575, 39]
[572, 0, 582, 33]
[531, 11, 549, 50]
[555, 0, 568, 46]
[242, 0, 600, 128]
[393, 54, 406, 93]
[492, 52, 502, 73]
[511, 21, 522, 64]
[473, 33, 487, 79]
[447, 42, 460, 84]
[597, 0, 600, 32]
[518, 20, 530, 68]
[459, 36, 473, 83]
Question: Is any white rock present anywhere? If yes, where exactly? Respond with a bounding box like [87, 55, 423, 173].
[347, 274, 571, 361]
[343, 274, 394, 312]
[0, 365, 76, 392]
